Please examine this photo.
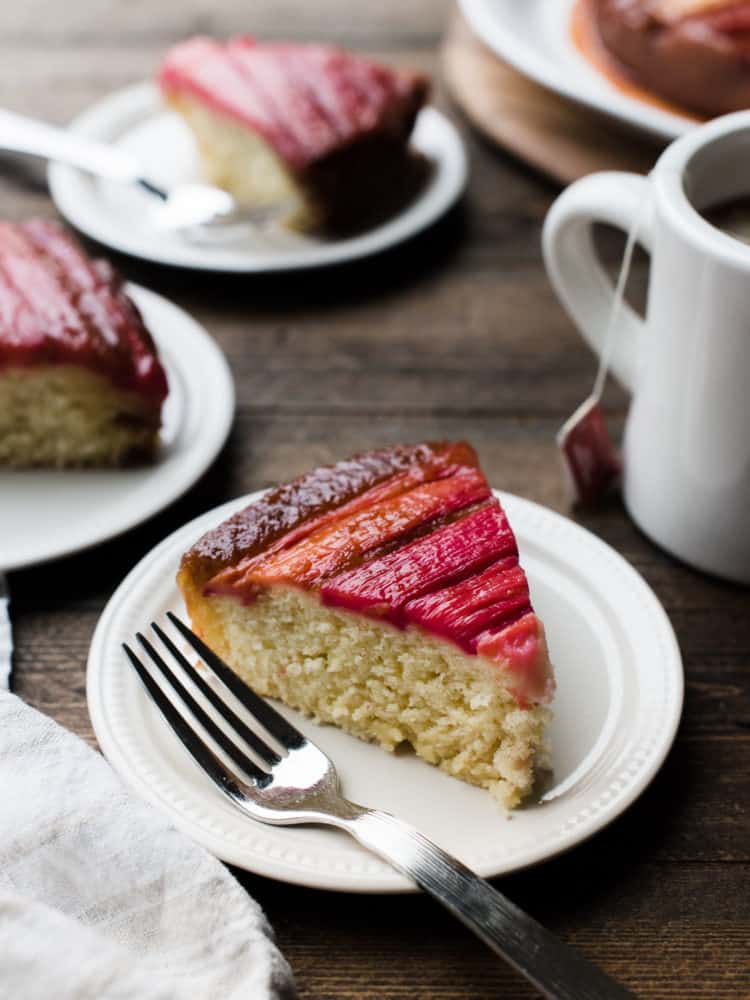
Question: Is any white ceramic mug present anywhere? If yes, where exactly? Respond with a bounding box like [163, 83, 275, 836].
[543, 111, 750, 584]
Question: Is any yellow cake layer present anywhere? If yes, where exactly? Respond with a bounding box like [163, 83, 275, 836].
[164, 92, 318, 231]
[0, 365, 160, 467]
[180, 576, 551, 808]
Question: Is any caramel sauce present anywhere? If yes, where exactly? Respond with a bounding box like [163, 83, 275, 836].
[569, 0, 703, 121]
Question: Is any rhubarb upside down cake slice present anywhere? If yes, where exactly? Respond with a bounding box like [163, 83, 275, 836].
[159, 36, 429, 232]
[0, 220, 168, 466]
[178, 442, 555, 807]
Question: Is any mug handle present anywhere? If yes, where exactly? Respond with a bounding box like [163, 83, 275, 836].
[542, 171, 653, 393]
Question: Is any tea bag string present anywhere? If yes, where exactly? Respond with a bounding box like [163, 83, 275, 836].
[592, 201, 646, 402]
[555, 197, 649, 505]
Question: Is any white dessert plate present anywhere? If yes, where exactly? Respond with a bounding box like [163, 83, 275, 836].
[87, 489, 683, 893]
[0, 286, 234, 571]
[48, 83, 467, 273]
[460, 0, 697, 143]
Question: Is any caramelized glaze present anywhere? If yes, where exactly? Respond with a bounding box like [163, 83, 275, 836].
[182, 442, 476, 586]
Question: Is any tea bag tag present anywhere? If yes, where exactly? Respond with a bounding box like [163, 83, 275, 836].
[557, 201, 643, 506]
[557, 396, 621, 506]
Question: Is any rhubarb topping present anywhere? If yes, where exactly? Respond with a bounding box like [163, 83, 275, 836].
[0, 220, 168, 408]
[208, 466, 490, 591]
[476, 614, 554, 707]
[321, 505, 517, 622]
[159, 36, 428, 171]
[182, 441, 476, 586]
[404, 557, 532, 650]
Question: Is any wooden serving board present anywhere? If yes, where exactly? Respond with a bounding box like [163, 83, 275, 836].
[441, 9, 661, 184]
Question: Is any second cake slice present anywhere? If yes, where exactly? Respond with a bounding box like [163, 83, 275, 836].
[179, 442, 554, 808]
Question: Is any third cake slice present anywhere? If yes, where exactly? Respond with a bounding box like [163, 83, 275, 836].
[159, 36, 429, 232]
[178, 442, 554, 807]
[587, 0, 750, 116]
[0, 220, 168, 467]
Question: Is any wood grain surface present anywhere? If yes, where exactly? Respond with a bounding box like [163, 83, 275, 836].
[4, 2, 749, 998]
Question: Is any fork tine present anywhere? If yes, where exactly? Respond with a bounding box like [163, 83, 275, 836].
[167, 612, 306, 750]
[151, 622, 281, 766]
[123, 642, 250, 798]
[134, 632, 270, 783]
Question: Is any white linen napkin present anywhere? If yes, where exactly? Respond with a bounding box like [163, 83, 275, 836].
[0, 691, 296, 1000]
[0, 574, 12, 689]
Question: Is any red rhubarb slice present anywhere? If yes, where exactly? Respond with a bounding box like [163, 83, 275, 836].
[210, 465, 490, 592]
[159, 37, 306, 167]
[159, 37, 428, 171]
[0, 222, 90, 354]
[0, 221, 167, 407]
[280, 45, 380, 140]
[187, 442, 478, 588]
[21, 220, 167, 404]
[403, 557, 532, 650]
[226, 39, 342, 161]
[476, 614, 554, 706]
[0, 260, 43, 349]
[209, 468, 432, 594]
[321, 503, 516, 621]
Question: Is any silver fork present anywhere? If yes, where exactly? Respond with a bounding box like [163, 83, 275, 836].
[124, 613, 636, 1000]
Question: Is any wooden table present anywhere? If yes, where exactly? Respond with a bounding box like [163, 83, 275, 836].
[4, 2, 749, 997]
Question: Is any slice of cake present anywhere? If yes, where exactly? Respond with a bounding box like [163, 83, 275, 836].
[0, 220, 168, 467]
[158, 36, 429, 232]
[587, 0, 750, 116]
[178, 442, 554, 808]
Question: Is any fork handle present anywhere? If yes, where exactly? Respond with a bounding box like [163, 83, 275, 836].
[346, 810, 636, 1000]
[0, 108, 142, 182]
